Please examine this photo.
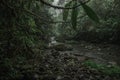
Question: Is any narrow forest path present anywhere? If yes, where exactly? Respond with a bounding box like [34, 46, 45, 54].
[70, 42, 120, 66]
[46, 41, 120, 66]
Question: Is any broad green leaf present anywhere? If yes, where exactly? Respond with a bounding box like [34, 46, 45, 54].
[63, 1, 72, 21]
[71, 1, 78, 30]
[82, 4, 99, 23]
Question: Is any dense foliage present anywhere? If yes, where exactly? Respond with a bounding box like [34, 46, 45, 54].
[0, 0, 120, 80]
[0, 0, 53, 79]
[56, 0, 120, 44]
[0, 0, 53, 56]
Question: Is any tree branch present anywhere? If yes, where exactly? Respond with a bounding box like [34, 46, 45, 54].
[39, 0, 90, 9]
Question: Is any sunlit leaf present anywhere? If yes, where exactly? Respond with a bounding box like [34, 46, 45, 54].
[82, 4, 99, 23]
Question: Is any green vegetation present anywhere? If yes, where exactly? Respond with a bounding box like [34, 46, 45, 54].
[83, 60, 120, 75]
[0, 0, 120, 80]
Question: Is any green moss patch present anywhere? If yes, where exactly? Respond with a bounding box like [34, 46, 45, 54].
[83, 60, 120, 75]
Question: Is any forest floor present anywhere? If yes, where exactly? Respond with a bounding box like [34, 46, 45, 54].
[2, 41, 120, 80]
[63, 41, 120, 65]
[39, 41, 120, 80]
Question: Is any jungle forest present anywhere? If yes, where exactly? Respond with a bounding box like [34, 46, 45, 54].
[1, 0, 120, 80]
